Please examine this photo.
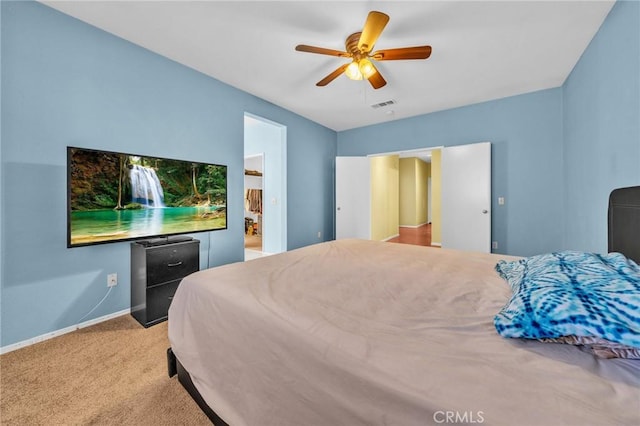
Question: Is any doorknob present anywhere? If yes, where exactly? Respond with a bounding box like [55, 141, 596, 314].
[337, 207, 341, 211]
[482, 209, 488, 214]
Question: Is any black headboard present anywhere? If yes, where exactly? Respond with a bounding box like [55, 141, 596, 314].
[608, 186, 640, 264]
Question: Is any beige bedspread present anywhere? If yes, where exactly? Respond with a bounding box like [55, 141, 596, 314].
[168, 239, 640, 426]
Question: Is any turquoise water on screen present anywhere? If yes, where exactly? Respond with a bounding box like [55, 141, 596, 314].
[70, 206, 226, 245]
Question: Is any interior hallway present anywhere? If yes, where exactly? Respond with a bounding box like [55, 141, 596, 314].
[388, 223, 434, 247]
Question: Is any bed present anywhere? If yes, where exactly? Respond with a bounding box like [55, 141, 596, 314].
[168, 187, 640, 426]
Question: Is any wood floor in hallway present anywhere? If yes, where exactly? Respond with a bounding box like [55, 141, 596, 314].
[388, 223, 435, 247]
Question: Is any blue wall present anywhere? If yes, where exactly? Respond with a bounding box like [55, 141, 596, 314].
[562, 0, 640, 253]
[338, 0, 639, 257]
[0, 2, 336, 347]
[338, 89, 565, 257]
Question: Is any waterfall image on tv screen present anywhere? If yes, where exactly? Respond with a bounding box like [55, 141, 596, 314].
[67, 147, 227, 247]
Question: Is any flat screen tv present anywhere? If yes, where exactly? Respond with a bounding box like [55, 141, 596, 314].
[67, 146, 227, 247]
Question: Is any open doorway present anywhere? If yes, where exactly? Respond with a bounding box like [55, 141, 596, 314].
[244, 113, 287, 261]
[388, 150, 433, 247]
[244, 154, 263, 257]
[337, 148, 439, 246]
[336, 143, 491, 252]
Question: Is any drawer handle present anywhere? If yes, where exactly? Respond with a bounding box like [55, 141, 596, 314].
[167, 261, 183, 267]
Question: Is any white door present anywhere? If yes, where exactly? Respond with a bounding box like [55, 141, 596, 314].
[441, 142, 491, 252]
[336, 157, 370, 239]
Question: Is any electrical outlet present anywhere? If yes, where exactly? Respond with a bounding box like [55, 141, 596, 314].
[498, 197, 505, 205]
[317, 231, 322, 239]
[492, 241, 498, 250]
[107, 273, 118, 287]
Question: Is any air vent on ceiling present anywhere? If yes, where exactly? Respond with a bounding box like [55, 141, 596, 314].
[371, 100, 396, 109]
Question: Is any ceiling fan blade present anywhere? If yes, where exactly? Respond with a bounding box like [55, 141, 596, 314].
[316, 63, 349, 87]
[296, 44, 350, 57]
[358, 11, 389, 53]
[367, 63, 387, 89]
[371, 46, 432, 61]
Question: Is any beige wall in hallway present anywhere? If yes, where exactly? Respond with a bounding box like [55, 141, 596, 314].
[370, 155, 399, 241]
[399, 158, 418, 226]
[416, 159, 430, 225]
[399, 158, 431, 227]
[431, 149, 442, 245]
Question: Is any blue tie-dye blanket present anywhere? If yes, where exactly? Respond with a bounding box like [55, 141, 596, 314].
[494, 251, 640, 348]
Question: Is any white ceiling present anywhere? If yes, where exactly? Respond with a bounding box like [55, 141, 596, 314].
[42, 1, 615, 132]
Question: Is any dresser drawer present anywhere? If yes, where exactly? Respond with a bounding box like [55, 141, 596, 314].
[146, 242, 199, 286]
[145, 279, 181, 325]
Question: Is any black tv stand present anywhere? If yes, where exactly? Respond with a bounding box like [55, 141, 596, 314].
[131, 238, 199, 327]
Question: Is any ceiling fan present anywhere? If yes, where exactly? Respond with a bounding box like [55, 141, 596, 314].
[295, 11, 432, 89]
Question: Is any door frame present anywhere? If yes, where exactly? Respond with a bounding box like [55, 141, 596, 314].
[244, 113, 287, 254]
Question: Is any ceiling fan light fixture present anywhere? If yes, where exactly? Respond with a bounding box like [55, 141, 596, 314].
[296, 10, 430, 89]
[345, 61, 363, 80]
[358, 58, 375, 79]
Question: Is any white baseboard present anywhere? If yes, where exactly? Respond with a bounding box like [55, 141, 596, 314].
[431, 242, 442, 247]
[0, 308, 131, 355]
[382, 234, 400, 242]
[399, 222, 429, 229]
